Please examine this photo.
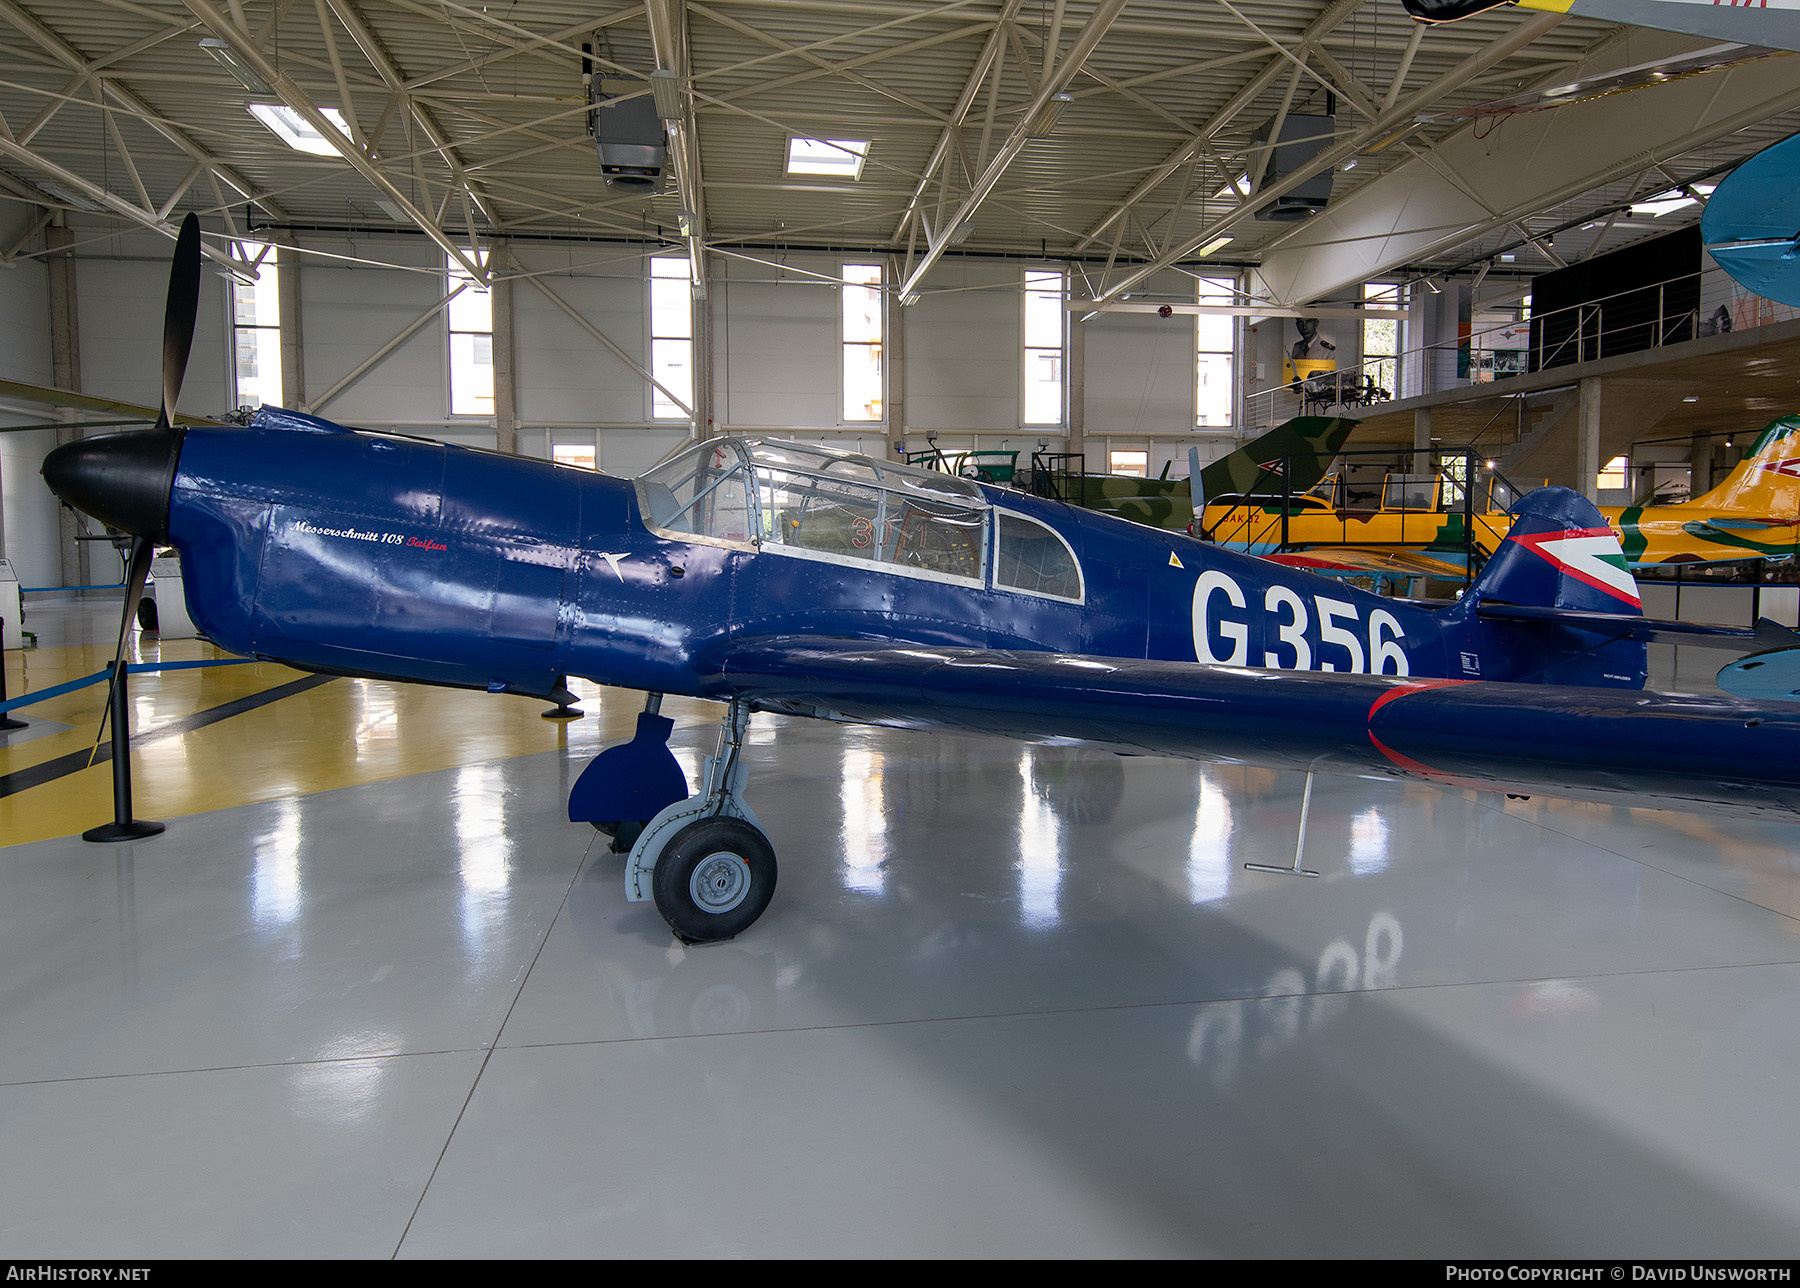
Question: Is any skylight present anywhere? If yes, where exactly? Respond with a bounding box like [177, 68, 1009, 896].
[787, 138, 869, 179]
[1629, 182, 1716, 219]
[249, 104, 353, 157]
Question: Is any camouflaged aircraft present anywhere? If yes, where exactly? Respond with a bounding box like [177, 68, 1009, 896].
[1072, 416, 1358, 532]
[1198, 415, 1800, 578]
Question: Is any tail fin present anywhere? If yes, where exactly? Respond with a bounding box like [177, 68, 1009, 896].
[1471, 487, 1641, 613]
[1687, 415, 1800, 513]
[1463, 487, 1646, 687]
[1196, 414, 1356, 501]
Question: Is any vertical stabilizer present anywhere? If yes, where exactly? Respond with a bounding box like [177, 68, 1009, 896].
[1462, 486, 1646, 687]
[1687, 415, 1800, 515]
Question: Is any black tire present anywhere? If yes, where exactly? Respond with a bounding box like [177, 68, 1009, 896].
[137, 598, 159, 632]
[651, 816, 777, 944]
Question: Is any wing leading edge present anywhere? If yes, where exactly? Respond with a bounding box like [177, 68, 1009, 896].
[708, 637, 1800, 817]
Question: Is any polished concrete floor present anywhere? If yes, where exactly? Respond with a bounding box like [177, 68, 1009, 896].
[3, 604, 1800, 1257]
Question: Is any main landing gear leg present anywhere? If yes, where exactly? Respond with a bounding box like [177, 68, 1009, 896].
[624, 699, 778, 944]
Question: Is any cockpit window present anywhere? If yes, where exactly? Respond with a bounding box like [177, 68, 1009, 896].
[994, 510, 1082, 601]
[637, 436, 990, 583]
[638, 441, 753, 543]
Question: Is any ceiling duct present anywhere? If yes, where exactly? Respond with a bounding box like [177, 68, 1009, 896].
[1250, 112, 1337, 222]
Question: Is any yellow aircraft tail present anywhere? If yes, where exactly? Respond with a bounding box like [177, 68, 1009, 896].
[1687, 415, 1800, 516]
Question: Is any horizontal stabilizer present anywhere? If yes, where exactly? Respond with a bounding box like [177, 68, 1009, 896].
[1478, 604, 1800, 651]
[1720, 648, 1800, 702]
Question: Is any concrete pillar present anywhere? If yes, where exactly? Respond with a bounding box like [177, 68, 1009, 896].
[275, 231, 305, 411]
[694, 261, 713, 441]
[1413, 407, 1431, 456]
[1689, 427, 1712, 499]
[885, 261, 905, 459]
[48, 218, 86, 589]
[1067, 315, 1086, 465]
[1577, 375, 1602, 503]
[489, 240, 517, 454]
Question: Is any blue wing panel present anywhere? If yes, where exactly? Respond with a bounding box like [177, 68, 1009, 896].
[710, 638, 1800, 817]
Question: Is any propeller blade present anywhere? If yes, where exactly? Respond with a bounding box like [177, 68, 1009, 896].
[159, 213, 202, 430]
[88, 535, 154, 765]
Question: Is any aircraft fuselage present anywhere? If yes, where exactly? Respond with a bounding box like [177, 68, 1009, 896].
[159, 418, 1643, 700]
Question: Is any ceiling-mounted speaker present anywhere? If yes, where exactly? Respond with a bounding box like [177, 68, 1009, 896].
[1251, 112, 1336, 222]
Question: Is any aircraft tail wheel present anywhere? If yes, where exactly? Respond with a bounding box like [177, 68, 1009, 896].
[652, 816, 777, 944]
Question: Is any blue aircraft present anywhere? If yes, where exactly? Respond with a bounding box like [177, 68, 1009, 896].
[39, 215, 1800, 943]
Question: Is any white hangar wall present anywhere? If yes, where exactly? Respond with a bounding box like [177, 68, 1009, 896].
[0, 219, 1253, 585]
[0, 242, 56, 592]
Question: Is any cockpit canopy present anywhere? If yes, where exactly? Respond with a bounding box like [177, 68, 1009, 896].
[637, 437, 1081, 601]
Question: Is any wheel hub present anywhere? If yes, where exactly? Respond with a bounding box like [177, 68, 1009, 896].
[690, 851, 750, 914]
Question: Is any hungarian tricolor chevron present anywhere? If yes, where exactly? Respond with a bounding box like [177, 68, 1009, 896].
[1509, 527, 1641, 607]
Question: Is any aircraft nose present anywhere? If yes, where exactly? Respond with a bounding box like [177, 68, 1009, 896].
[41, 425, 185, 542]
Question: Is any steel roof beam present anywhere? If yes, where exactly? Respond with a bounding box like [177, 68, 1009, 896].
[1072, 0, 1367, 255]
[896, 0, 1128, 302]
[181, 0, 487, 281]
[0, 0, 289, 219]
[1089, 9, 1569, 307]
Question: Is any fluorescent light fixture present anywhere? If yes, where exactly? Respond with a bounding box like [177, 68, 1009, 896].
[249, 103, 353, 157]
[1196, 236, 1234, 257]
[1027, 92, 1074, 139]
[786, 138, 869, 179]
[36, 180, 101, 212]
[1424, 278, 1442, 294]
[650, 70, 684, 122]
[1341, 159, 1358, 171]
[201, 37, 273, 95]
[373, 197, 408, 222]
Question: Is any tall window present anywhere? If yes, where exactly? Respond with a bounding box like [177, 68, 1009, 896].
[231, 241, 281, 411]
[1195, 275, 1235, 428]
[842, 263, 883, 422]
[1023, 269, 1065, 425]
[1363, 282, 1403, 396]
[650, 255, 692, 420]
[446, 249, 493, 416]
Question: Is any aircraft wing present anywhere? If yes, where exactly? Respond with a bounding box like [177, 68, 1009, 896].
[708, 637, 1800, 816]
[1264, 546, 1471, 579]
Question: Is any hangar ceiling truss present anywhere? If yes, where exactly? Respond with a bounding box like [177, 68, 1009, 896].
[0, 1, 1791, 304]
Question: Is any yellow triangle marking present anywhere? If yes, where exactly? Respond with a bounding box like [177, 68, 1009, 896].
[1169, 552, 1184, 569]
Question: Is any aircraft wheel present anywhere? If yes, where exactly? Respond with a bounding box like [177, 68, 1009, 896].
[136, 598, 158, 632]
[652, 817, 777, 945]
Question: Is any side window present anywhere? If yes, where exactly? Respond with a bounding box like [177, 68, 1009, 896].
[760, 468, 883, 559]
[887, 494, 984, 579]
[995, 511, 1082, 601]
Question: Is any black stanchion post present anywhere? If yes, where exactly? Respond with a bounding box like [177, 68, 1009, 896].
[0, 638, 24, 732]
[82, 659, 163, 843]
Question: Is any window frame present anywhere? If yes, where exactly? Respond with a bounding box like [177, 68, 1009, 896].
[1194, 274, 1237, 430]
[1362, 281, 1404, 397]
[648, 253, 694, 422]
[229, 239, 281, 412]
[990, 505, 1086, 604]
[445, 247, 494, 418]
[1021, 268, 1066, 428]
[840, 262, 885, 425]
